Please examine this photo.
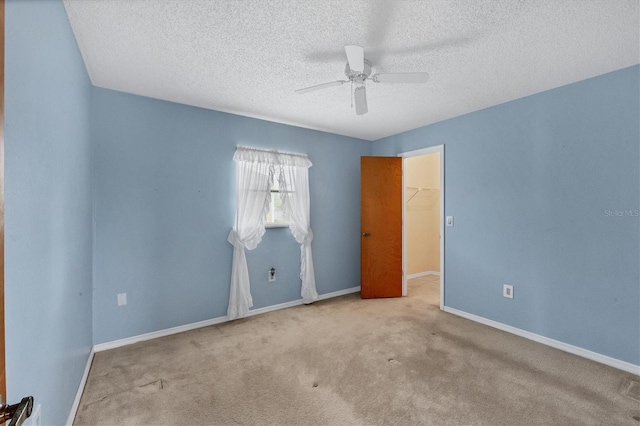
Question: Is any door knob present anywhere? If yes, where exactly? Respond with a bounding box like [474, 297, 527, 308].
[361, 232, 370, 237]
[0, 395, 33, 426]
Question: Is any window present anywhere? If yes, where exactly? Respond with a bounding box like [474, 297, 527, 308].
[265, 168, 289, 227]
[266, 189, 288, 227]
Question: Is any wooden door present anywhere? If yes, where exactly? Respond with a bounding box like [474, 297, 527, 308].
[360, 156, 403, 298]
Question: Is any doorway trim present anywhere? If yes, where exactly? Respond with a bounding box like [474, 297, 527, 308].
[398, 145, 445, 310]
[1, 0, 6, 398]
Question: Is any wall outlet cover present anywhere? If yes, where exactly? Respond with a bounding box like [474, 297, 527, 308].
[503, 284, 514, 299]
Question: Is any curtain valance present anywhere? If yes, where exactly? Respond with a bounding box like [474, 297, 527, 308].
[234, 146, 312, 168]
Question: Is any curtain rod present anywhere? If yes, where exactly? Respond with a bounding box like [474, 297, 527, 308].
[236, 145, 309, 159]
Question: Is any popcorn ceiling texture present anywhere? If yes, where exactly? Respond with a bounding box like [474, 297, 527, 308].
[63, 0, 639, 141]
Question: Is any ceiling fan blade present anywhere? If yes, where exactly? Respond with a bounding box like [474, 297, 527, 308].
[373, 72, 430, 84]
[345, 45, 364, 73]
[294, 80, 346, 94]
[354, 86, 368, 115]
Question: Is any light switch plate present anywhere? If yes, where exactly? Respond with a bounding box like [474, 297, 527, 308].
[31, 404, 41, 426]
[446, 216, 454, 227]
[117, 293, 127, 306]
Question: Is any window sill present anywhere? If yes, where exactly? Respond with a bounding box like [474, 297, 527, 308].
[265, 223, 289, 229]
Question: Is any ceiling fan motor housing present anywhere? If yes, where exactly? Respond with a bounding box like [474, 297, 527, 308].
[345, 60, 372, 83]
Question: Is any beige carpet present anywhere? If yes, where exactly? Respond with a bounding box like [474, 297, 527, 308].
[74, 276, 640, 425]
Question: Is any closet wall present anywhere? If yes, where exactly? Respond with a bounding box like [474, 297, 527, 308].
[405, 153, 440, 275]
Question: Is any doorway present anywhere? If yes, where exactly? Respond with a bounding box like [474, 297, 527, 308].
[400, 146, 444, 309]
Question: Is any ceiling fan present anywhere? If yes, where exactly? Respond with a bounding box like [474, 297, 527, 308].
[295, 45, 429, 115]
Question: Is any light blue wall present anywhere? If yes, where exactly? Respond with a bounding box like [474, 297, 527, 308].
[5, 1, 93, 425]
[91, 88, 371, 344]
[373, 66, 640, 365]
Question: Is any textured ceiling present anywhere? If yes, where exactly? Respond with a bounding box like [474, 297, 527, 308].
[63, 0, 639, 141]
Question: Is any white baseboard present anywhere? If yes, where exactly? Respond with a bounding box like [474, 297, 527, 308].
[318, 286, 361, 300]
[66, 346, 95, 426]
[443, 306, 640, 376]
[93, 316, 231, 352]
[94, 286, 361, 353]
[407, 271, 440, 279]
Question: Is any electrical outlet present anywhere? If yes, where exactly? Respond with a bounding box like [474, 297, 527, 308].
[503, 284, 514, 299]
[117, 293, 127, 306]
[268, 268, 276, 282]
[31, 404, 41, 426]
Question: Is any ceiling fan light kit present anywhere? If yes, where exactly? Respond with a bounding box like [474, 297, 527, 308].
[295, 45, 430, 115]
[345, 58, 372, 82]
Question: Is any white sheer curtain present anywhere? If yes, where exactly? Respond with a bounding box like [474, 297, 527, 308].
[279, 162, 318, 304]
[227, 148, 273, 319]
[227, 146, 318, 319]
